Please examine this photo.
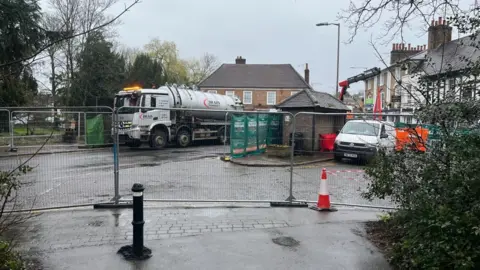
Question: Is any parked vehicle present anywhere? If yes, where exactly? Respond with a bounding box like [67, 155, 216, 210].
[333, 120, 396, 162]
[112, 86, 142, 146]
[125, 84, 243, 149]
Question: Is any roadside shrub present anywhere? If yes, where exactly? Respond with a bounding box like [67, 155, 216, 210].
[0, 241, 25, 270]
[363, 132, 480, 269]
[0, 166, 33, 270]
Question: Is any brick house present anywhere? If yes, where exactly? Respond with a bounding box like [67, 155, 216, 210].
[197, 57, 311, 110]
[358, 16, 454, 124]
[275, 89, 349, 153]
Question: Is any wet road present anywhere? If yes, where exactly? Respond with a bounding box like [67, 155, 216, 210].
[12, 207, 390, 270]
[0, 144, 391, 210]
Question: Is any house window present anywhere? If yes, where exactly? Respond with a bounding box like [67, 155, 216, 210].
[291, 91, 299, 96]
[207, 90, 217, 94]
[267, 92, 277, 105]
[243, 91, 252, 104]
[407, 84, 413, 104]
[395, 67, 401, 81]
[448, 79, 455, 90]
[462, 88, 473, 100]
[225, 91, 235, 98]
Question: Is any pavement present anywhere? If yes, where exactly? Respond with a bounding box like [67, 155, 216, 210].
[9, 206, 391, 270]
[228, 153, 334, 167]
[0, 144, 392, 211]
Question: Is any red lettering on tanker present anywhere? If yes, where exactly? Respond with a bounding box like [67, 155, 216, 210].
[203, 98, 220, 108]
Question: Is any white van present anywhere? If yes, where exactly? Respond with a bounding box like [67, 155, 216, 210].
[333, 120, 396, 162]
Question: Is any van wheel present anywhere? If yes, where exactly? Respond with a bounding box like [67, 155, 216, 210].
[334, 154, 342, 162]
[176, 130, 191, 147]
[151, 130, 167, 149]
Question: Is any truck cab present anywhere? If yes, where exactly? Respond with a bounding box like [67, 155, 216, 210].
[127, 88, 172, 149]
[112, 86, 142, 145]
[333, 120, 396, 162]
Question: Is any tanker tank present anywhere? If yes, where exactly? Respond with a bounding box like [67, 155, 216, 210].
[164, 85, 243, 120]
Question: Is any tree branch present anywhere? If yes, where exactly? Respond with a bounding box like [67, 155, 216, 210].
[0, 0, 141, 68]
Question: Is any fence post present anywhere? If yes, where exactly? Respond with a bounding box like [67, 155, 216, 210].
[9, 110, 16, 152]
[84, 113, 87, 145]
[113, 110, 120, 204]
[93, 107, 131, 209]
[271, 112, 307, 208]
[223, 111, 229, 159]
[287, 112, 296, 202]
[77, 112, 81, 140]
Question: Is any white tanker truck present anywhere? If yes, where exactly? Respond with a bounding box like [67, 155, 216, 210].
[125, 84, 243, 149]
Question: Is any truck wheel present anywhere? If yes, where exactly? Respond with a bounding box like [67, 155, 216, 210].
[151, 130, 167, 149]
[176, 130, 191, 147]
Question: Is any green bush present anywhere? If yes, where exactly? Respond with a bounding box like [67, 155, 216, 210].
[0, 241, 25, 270]
[364, 133, 480, 269]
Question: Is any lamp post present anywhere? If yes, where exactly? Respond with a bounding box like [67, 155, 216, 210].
[316, 22, 340, 98]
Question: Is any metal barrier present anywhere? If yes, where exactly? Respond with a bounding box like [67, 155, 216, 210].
[114, 106, 294, 203]
[0, 105, 415, 211]
[0, 106, 115, 211]
[0, 108, 12, 150]
[290, 112, 420, 209]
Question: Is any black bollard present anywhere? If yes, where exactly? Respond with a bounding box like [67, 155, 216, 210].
[117, 183, 152, 260]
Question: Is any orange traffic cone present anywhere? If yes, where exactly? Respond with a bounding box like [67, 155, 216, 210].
[310, 168, 337, 212]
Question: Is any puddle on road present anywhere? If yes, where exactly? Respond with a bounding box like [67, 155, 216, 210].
[138, 163, 160, 167]
[272, 236, 300, 247]
[87, 220, 104, 227]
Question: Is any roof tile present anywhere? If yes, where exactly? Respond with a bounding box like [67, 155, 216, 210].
[198, 64, 311, 89]
[276, 89, 348, 111]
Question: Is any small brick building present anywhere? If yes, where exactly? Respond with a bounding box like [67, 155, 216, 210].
[198, 57, 311, 111]
[275, 89, 349, 153]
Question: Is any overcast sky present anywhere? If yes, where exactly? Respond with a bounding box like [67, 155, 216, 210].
[40, 0, 474, 94]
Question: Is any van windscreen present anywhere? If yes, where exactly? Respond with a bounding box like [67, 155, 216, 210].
[341, 122, 380, 136]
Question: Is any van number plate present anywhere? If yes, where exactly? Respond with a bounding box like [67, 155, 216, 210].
[344, 153, 357, 158]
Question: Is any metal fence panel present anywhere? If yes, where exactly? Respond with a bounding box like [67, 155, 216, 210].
[290, 112, 421, 208]
[0, 107, 114, 211]
[0, 109, 11, 150]
[115, 107, 292, 202]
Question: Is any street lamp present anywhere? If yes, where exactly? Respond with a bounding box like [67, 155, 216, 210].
[316, 22, 340, 98]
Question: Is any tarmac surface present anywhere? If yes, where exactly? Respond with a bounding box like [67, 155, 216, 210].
[9, 206, 391, 270]
[0, 144, 392, 210]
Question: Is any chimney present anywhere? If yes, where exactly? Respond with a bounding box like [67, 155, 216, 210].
[235, 56, 246, 64]
[304, 63, 310, 84]
[428, 16, 452, 50]
[390, 42, 425, 64]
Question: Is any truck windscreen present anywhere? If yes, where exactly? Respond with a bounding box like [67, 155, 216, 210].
[114, 94, 138, 113]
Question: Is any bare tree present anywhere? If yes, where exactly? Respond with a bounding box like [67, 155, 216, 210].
[339, 0, 464, 44]
[45, 0, 119, 100]
[41, 14, 66, 108]
[186, 53, 220, 85]
[340, 0, 479, 113]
